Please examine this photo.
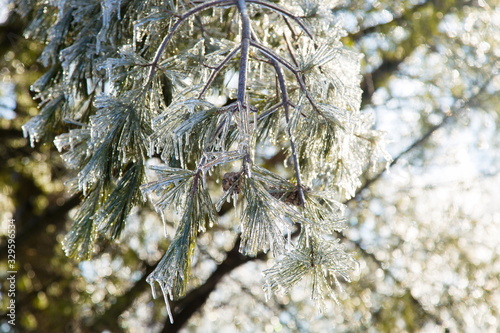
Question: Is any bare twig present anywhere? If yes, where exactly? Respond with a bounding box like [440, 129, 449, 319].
[198, 46, 241, 99]
[247, 0, 313, 39]
[250, 40, 323, 116]
[256, 102, 284, 120]
[148, 0, 236, 84]
[283, 32, 300, 68]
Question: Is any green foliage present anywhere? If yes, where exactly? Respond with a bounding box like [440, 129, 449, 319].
[15, 0, 388, 319]
[265, 233, 355, 308]
[3, 0, 500, 331]
[144, 171, 216, 323]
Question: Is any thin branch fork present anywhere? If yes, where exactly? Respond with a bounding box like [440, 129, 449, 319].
[198, 46, 241, 99]
[147, 0, 236, 84]
[246, 0, 314, 39]
[148, 0, 319, 128]
[282, 32, 319, 120]
[283, 32, 300, 69]
[257, 102, 284, 120]
[250, 40, 324, 118]
[250, 40, 297, 72]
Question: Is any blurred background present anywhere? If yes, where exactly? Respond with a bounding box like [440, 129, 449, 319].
[1, 1, 499, 332]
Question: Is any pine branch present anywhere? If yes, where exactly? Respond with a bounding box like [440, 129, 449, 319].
[17, 0, 395, 326]
[84, 62, 495, 333]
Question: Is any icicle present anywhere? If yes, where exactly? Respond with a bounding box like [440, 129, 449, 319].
[268, 232, 274, 254]
[117, 0, 121, 20]
[201, 168, 207, 189]
[198, 220, 206, 233]
[177, 137, 184, 168]
[160, 211, 168, 238]
[230, 191, 241, 219]
[232, 192, 238, 211]
[150, 282, 157, 299]
[305, 226, 310, 248]
[287, 227, 291, 250]
[264, 282, 272, 302]
[29, 135, 37, 148]
[188, 17, 194, 36]
[86, 78, 94, 95]
[140, 189, 148, 203]
[159, 283, 174, 324]
[149, 140, 155, 157]
[333, 275, 345, 294]
[80, 179, 88, 197]
[132, 25, 137, 52]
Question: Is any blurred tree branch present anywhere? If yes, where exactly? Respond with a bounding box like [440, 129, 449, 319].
[166, 236, 267, 333]
[353, 0, 462, 106]
[87, 262, 156, 333]
[0, 128, 24, 139]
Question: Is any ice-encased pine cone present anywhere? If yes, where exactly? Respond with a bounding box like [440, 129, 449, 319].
[222, 172, 243, 193]
[268, 185, 311, 206]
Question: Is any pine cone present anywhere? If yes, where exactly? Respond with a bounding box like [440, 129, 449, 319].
[222, 172, 242, 193]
